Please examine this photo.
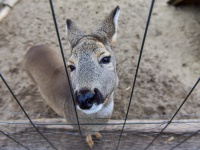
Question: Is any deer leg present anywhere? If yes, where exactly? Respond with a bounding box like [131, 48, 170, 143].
[94, 132, 102, 139]
[86, 134, 94, 149]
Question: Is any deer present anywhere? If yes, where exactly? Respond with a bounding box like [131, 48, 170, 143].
[23, 6, 120, 148]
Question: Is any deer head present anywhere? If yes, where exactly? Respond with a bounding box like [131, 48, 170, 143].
[66, 6, 120, 115]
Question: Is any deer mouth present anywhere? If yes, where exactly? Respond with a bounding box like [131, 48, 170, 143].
[77, 96, 110, 115]
[77, 103, 103, 114]
[75, 88, 113, 114]
[75, 88, 103, 110]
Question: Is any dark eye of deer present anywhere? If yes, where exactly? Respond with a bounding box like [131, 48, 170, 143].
[68, 65, 76, 72]
[100, 56, 111, 64]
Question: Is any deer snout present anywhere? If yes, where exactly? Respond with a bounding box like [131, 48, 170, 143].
[76, 89, 95, 109]
[75, 88, 103, 110]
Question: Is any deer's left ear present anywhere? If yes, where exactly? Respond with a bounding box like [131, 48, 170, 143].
[66, 19, 85, 48]
[94, 6, 120, 44]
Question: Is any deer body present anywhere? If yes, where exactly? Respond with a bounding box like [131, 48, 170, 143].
[23, 45, 114, 132]
[23, 6, 120, 148]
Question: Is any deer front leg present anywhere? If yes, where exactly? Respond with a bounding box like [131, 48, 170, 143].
[86, 134, 94, 149]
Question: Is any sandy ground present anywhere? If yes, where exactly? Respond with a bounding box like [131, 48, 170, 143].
[0, 0, 200, 122]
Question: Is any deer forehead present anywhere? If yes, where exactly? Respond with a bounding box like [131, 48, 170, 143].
[70, 39, 111, 61]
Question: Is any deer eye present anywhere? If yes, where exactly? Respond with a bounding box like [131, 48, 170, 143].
[100, 56, 111, 64]
[68, 65, 76, 72]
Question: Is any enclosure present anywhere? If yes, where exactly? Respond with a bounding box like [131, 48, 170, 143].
[0, 0, 200, 149]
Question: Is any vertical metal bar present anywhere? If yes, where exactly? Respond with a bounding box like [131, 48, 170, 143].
[115, 0, 155, 149]
[48, 0, 84, 144]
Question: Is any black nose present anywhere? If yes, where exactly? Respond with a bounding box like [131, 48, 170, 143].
[76, 89, 95, 110]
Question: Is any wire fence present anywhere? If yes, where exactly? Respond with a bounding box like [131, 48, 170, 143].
[1, 0, 200, 149]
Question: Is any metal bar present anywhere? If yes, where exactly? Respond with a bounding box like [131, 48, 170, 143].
[48, 0, 84, 144]
[2, 110, 200, 120]
[144, 77, 200, 150]
[115, 0, 155, 149]
[170, 129, 200, 150]
[0, 73, 58, 150]
[0, 129, 29, 150]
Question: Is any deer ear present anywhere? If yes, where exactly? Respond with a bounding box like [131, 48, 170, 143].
[66, 19, 84, 48]
[94, 6, 120, 44]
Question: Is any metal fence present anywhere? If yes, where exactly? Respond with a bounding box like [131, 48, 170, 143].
[1, 0, 200, 149]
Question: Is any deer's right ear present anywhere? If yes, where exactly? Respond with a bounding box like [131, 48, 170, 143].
[66, 19, 84, 48]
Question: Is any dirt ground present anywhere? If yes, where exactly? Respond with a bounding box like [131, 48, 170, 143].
[0, 0, 200, 122]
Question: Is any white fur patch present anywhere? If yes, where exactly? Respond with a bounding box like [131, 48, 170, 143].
[112, 33, 117, 43]
[105, 100, 114, 114]
[114, 8, 120, 29]
[77, 104, 103, 114]
[112, 8, 120, 43]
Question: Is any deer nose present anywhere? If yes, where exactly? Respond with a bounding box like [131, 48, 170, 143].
[75, 89, 95, 110]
